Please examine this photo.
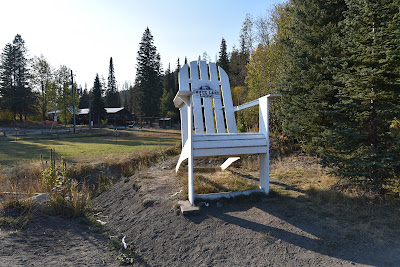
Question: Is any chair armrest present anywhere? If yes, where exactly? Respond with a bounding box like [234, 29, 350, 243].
[233, 94, 282, 112]
[173, 91, 193, 108]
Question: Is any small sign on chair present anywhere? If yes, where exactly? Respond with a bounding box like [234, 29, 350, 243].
[193, 85, 220, 98]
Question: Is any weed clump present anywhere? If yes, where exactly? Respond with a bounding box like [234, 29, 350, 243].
[41, 149, 90, 218]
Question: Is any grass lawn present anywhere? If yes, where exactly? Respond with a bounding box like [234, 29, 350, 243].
[0, 128, 181, 167]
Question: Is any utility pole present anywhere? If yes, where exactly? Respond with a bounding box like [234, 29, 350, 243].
[89, 94, 92, 130]
[71, 70, 76, 134]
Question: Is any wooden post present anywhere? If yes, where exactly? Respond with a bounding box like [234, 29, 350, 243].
[259, 94, 281, 194]
[259, 96, 269, 194]
[71, 70, 76, 134]
[187, 100, 194, 205]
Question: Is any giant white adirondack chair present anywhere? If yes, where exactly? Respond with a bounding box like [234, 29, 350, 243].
[173, 60, 280, 205]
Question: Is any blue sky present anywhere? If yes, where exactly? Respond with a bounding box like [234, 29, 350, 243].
[0, 0, 286, 89]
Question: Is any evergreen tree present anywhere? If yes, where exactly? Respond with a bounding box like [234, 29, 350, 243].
[174, 58, 181, 91]
[278, 0, 346, 152]
[119, 82, 130, 110]
[160, 64, 177, 119]
[133, 27, 162, 117]
[217, 38, 230, 74]
[105, 57, 121, 107]
[127, 84, 136, 113]
[229, 16, 253, 88]
[325, 0, 400, 184]
[79, 87, 89, 109]
[229, 47, 241, 87]
[229, 40, 249, 88]
[92, 74, 105, 125]
[0, 34, 36, 121]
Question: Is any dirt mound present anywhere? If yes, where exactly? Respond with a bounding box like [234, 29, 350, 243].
[92, 156, 400, 266]
[0, 211, 118, 266]
[1, 156, 400, 266]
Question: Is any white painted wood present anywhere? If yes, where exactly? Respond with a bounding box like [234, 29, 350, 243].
[175, 139, 190, 172]
[193, 133, 265, 141]
[194, 188, 264, 201]
[199, 61, 215, 133]
[233, 94, 281, 112]
[234, 99, 259, 112]
[193, 146, 268, 158]
[190, 61, 204, 134]
[174, 60, 281, 204]
[187, 98, 194, 205]
[266, 94, 282, 99]
[173, 91, 192, 108]
[220, 157, 240, 170]
[180, 105, 188, 147]
[193, 138, 267, 149]
[259, 96, 271, 195]
[219, 66, 237, 133]
[259, 96, 269, 138]
[259, 153, 269, 194]
[178, 64, 190, 92]
[209, 63, 226, 133]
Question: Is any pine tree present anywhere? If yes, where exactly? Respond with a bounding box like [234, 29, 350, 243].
[174, 58, 181, 91]
[105, 57, 121, 107]
[133, 27, 163, 117]
[160, 64, 177, 119]
[92, 73, 105, 125]
[217, 38, 230, 74]
[229, 15, 252, 88]
[278, 0, 346, 152]
[0, 34, 36, 121]
[325, 0, 400, 184]
[79, 87, 89, 109]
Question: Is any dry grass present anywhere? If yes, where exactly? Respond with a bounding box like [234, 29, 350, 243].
[177, 165, 259, 197]
[176, 154, 400, 240]
[0, 193, 36, 229]
[0, 143, 181, 221]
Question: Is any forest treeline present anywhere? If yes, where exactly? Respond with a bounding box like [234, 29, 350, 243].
[1, 0, 400, 188]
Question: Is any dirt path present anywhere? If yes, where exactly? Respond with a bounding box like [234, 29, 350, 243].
[1, 156, 400, 266]
[0, 212, 118, 266]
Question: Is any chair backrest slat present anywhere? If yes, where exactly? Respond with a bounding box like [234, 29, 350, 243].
[219, 66, 237, 133]
[199, 61, 215, 133]
[189, 61, 205, 134]
[179, 60, 237, 135]
[178, 64, 190, 92]
[209, 63, 226, 133]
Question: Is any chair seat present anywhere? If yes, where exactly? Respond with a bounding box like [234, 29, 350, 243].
[192, 133, 268, 157]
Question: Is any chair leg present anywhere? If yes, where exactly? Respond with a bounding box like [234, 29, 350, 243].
[220, 157, 240, 170]
[259, 153, 269, 194]
[188, 153, 194, 205]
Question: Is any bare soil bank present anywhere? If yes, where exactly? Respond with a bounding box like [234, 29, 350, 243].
[1, 156, 400, 266]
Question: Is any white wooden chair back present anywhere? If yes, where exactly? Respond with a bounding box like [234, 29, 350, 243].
[174, 60, 281, 205]
[179, 61, 237, 135]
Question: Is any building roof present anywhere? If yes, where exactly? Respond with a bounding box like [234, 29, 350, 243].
[105, 107, 125, 114]
[52, 107, 126, 115]
[46, 110, 62, 114]
[78, 108, 90, 115]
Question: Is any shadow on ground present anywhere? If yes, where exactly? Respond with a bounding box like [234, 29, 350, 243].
[187, 187, 400, 266]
